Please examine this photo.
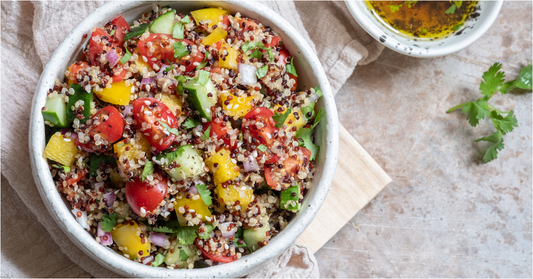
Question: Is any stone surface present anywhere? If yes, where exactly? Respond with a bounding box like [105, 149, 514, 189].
[315, 1, 532, 277]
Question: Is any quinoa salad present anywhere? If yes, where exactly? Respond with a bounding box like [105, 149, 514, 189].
[41, 5, 325, 268]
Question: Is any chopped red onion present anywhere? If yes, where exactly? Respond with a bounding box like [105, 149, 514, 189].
[237, 63, 257, 85]
[243, 155, 259, 172]
[71, 209, 90, 230]
[123, 105, 133, 117]
[219, 214, 226, 223]
[97, 222, 113, 246]
[141, 77, 154, 86]
[142, 255, 154, 265]
[103, 191, 115, 208]
[69, 132, 78, 140]
[106, 49, 120, 67]
[148, 232, 168, 247]
[218, 222, 236, 239]
[190, 185, 199, 195]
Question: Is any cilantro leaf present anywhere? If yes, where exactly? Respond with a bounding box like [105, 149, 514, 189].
[183, 118, 202, 129]
[198, 70, 210, 86]
[301, 103, 315, 121]
[311, 108, 326, 129]
[165, 64, 175, 72]
[250, 49, 263, 60]
[286, 57, 298, 77]
[257, 144, 268, 152]
[295, 128, 319, 161]
[176, 226, 198, 245]
[256, 65, 269, 79]
[266, 48, 274, 61]
[100, 213, 117, 232]
[120, 47, 132, 65]
[453, 24, 464, 31]
[195, 184, 212, 206]
[389, 4, 402, 12]
[53, 164, 71, 173]
[152, 254, 165, 267]
[196, 60, 208, 70]
[241, 41, 266, 53]
[475, 130, 505, 163]
[460, 98, 491, 127]
[202, 126, 211, 141]
[173, 42, 189, 59]
[273, 108, 291, 129]
[479, 62, 506, 97]
[152, 226, 175, 233]
[314, 86, 323, 97]
[141, 161, 154, 182]
[179, 250, 189, 261]
[158, 120, 181, 136]
[514, 62, 532, 90]
[491, 110, 518, 134]
[173, 23, 185, 39]
[175, 75, 191, 95]
[198, 223, 215, 240]
[445, 4, 456, 14]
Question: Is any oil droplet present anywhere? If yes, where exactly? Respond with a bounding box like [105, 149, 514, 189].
[379, 35, 387, 43]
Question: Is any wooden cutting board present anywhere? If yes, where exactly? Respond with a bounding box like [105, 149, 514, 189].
[296, 125, 392, 253]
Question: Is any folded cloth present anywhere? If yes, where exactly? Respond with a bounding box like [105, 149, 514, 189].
[1, 1, 383, 277]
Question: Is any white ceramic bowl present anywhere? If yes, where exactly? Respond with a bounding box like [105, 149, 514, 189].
[29, 1, 339, 277]
[346, 0, 503, 57]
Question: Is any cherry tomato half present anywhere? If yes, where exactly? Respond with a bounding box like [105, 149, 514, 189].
[88, 106, 125, 144]
[125, 173, 168, 216]
[88, 27, 127, 82]
[137, 34, 204, 72]
[264, 147, 311, 190]
[111, 15, 129, 47]
[195, 239, 236, 263]
[132, 98, 178, 151]
[243, 107, 278, 147]
[277, 47, 297, 91]
[203, 119, 236, 150]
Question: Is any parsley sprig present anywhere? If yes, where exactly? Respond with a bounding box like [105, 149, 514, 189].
[447, 62, 531, 163]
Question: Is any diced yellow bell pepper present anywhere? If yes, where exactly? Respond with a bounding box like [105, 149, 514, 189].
[202, 27, 228, 46]
[157, 93, 182, 117]
[205, 149, 240, 185]
[174, 193, 213, 226]
[96, 80, 132, 106]
[43, 132, 79, 166]
[113, 133, 151, 177]
[220, 92, 255, 118]
[272, 105, 306, 132]
[191, 8, 229, 27]
[111, 221, 151, 259]
[219, 43, 239, 70]
[215, 184, 254, 213]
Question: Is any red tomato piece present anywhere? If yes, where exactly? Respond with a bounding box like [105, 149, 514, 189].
[125, 174, 168, 216]
[195, 239, 236, 263]
[220, 15, 230, 30]
[65, 169, 88, 186]
[243, 107, 278, 147]
[89, 28, 110, 66]
[264, 147, 311, 190]
[268, 36, 281, 48]
[137, 34, 204, 72]
[88, 106, 125, 144]
[203, 119, 236, 150]
[111, 65, 127, 83]
[277, 47, 297, 91]
[69, 62, 89, 84]
[132, 97, 178, 151]
[111, 15, 129, 47]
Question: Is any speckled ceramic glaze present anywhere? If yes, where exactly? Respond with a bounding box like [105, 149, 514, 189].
[345, 0, 503, 57]
[29, 1, 339, 277]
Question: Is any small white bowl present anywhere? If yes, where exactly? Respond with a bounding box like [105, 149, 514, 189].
[346, 0, 503, 57]
[29, 1, 339, 277]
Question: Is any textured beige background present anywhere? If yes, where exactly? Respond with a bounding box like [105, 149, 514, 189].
[315, 1, 532, 277]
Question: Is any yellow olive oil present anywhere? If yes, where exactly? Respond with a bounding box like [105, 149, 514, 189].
[365, 1, 478, 39]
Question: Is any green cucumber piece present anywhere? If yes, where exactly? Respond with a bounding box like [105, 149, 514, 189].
[164, 243, 196, 267]
[124, 23, 150, 41]
[184, 79, 217, 121]
[89, 153, 116, 177]
[150, 10, 176, 34]
[243, 222, 270, 253]
[280, 183, 301, 211]
[156, 145, 204, 181]
[66, 84, 93, 124]
[42, 95, 69, 127]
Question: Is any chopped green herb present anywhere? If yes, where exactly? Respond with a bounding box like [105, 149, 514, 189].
[173, 42, 189, 59]
[474, 130, 504, 163]
[152, 254, 165, 267]
[195, 184, 212, 206]
[250, 49, 263, 60]
[295, 128, 319, 161]
[124, 23, 150, 41]
[301, 103, 315, 121]
[241, 41, 266, 53]
[256, 65, 269, 79]
[445, 4, 456, 14]
[196, 60, 208, 70]
[313, 86, 323, 97]
[422, 28, 428, 34]
[100, 213, 117, 232]
[453, 23, 464, 31]
[175, 75, 191, 95]
[109, 29, 116, 36]
[197, 70, 210, 86]
[120, 47, 132, 64]
[311, 108, 326, 129]
[453, 1, 463, 8]
[266, 48, 274, 61]
[158, 120, 180, 136]
[176, 226, 198, 245]
[273, 108, 292, 129]
[52, 164, 71, 173]
[257, 144, 268, 152]
[141, 161, 154, 182]
[286, 57, 298, 77]
[198, 223, 215, 240]
[389, 4, 402, 13]
[202, 126, 211, 141]
[165, 64, 175, 72]
[182, 117, 202, 129]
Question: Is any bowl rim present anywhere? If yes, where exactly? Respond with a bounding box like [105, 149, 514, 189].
[29, 1, 339, 277]
[345, 0, 503, 58]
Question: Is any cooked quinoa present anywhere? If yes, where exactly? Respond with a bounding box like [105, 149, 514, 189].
[42, 5, 325, 268]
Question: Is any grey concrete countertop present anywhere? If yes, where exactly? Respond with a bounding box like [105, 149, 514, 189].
[315, 1, 532, 277]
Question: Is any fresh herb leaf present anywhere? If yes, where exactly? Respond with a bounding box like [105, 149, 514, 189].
[286, 57, 298, 77]
[314, 86, 323, 97]
[256, 65, 269, 79]
[124, 23, 150, 41]
[273, 108, 292, 128]
[491, 110, 518, 134]
[196, 60, 208, 70]
[453, 24, 464, 31]
[165, 64, 175, 72]
[202, 126, 211, 141]
[120, 47, 132, 65]
[453, 1, 463, 8]
[460, 98, 491, 127]
[176, 226, 198, 245]
[389, 4, 402, 12]
[445, 4, 456, 14]
[141, 161, 154, 182]
[250, 49, 263, 60]
[195, 184, 212, 206]
[173, 42, 189, 59]
[100, 213, 117, 232]
[181, 15, 191, 24]
[241, 41, 266, 53]
[311, 108, 326, 129]
[295, 128, 319, 161]
[152, 254, 165, 267]
[266, 48, 274, 61]
[198, 70, 210, 86]
[475, 130, 504, 163]
[301, 103, 315, 121]
[173, 22, 185, 39]
[52, 164, 71, 173]
[152, 226, 175, 233]
[179, 250, 189, 261]
[175, 75, 191, 95]
[109, 29, 116, 36]
[158, 120, 180, 136]
[183, 118, 202, 129]
[257, 144, 268, 152]
[479, 62, 506, 97]
[198, 223, 215, 240]
[514, 62, 532, 90]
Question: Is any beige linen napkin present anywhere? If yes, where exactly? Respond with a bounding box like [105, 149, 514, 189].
[1, 1, 383, 278]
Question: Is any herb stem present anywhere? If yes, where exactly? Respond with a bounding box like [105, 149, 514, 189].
[447, 102, 470, 113]
[488, 104, 511, 114]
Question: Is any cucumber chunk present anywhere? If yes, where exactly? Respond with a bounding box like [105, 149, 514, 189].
[164, 243, 196, 267]
[66, 84, 93, 124]
[42, 95, 69, 127]
[184, 78, 217, 121]
[280, 183, 301, 211]
[243, 222, 270, 253]
[156, 145, 204, 181]
[150, 10, 176, 34]
[124, 23, 150, 41]
[89, 153, 116, 178]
